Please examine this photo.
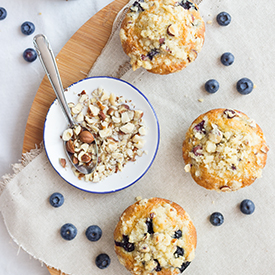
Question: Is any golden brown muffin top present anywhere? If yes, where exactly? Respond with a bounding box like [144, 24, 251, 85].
[114, 197, 196, 275]
[120, 0, 205, 74]
[182, 108, 269, 192]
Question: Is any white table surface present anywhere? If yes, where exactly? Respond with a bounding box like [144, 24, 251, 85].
[0, 0, 113, 274]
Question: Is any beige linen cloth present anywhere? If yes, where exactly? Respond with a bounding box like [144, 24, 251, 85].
[1, 0, 275, 274]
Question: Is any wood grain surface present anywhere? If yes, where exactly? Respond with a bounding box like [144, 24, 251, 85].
[22, 0, 129, 274]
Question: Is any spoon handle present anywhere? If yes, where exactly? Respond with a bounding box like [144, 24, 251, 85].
[33, 34, 75, 127]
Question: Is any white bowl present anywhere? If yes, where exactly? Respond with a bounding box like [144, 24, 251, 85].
[43, 76, 160, 193]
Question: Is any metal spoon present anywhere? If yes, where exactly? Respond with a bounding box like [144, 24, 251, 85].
[33, 34, 98, 175]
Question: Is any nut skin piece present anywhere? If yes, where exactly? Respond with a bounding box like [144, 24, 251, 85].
[79, 131, 94, 143]
[99, 110, 107, 121]
[97, 101, 106, 111]
[167, 24, 178, 36]
[72, 156, 79, 165]
[107, 107, 115, 115]
[66, 139, 75, 154]
[81, 154, 92, 163]
[118, 104, 130, 113]
[60, 158, 66, 168]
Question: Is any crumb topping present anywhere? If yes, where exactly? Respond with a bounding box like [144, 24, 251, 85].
[117, 199, 194, 274]
[120, 0, 204, 73]
[184, 109, 268, 191]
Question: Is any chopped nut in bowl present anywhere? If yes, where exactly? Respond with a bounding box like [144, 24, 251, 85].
[44, 77, 160, 193]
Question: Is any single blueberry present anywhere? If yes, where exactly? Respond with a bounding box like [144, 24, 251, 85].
[23, 48, 37, 62]
[179, 0, 197, 10]
[21, 21, 35, 35]
[174, 246, 184, 258]
[205, 79, 219, 94]
[115, 235, 135, 252]
[216, 12, 231, 26]
[85, 225, 102, 242]
[240, 199, 255, 215]
[95, 253, 111, 269]
[210, 212, 224, 226]
[145, 218, 154, 234]
[130, 1, 144, 13]
[60, 223, 77, 241]
[154, 259, 162, 272]
[236, 78, 253, 95]
[221, 52, 234, 66]
[224, 109, 237, 119]
[49, 192, 64, 208]
[0, 7, 7, 20]
[194, 120, 206, 134]
[174, 229, 182, 239]
[179, 261, 191, 272]
[147, 48, 160, 60]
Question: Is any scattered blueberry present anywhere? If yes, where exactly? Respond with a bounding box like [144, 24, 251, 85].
[21, 21, 35, 35]
[240, 199, 255, 215]
[221, 52, 234, 66]
[85, 225, 102, 242]
[0, 7, 7, 20]
[216, 12, 231, 26]
[205, 79, 219, 94]
[23, 48, 37, 62]
[210, 212, 224, 226]
[60, 223, 77, 241]
[49, 192, 64, 208]
[236, 77, 253, 95]
[95, 253, 110, 269]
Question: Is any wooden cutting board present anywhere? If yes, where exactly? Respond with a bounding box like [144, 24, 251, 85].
[22, 0, 128, 274]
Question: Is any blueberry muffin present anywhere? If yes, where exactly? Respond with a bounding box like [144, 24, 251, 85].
[182, 108, 269, 192]
[114, 197, 196, 274]
[119, 0, 205, 74]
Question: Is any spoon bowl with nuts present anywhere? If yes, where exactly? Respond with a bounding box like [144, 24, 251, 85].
[33, 34, 98, 175]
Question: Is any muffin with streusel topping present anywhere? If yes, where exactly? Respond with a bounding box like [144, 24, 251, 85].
[114, 197, 196, 275]
[119, 0, 205, 74]
[182, 108, 269, 192]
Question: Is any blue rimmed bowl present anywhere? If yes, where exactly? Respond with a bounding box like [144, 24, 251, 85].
[43, 76, 160, 193]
